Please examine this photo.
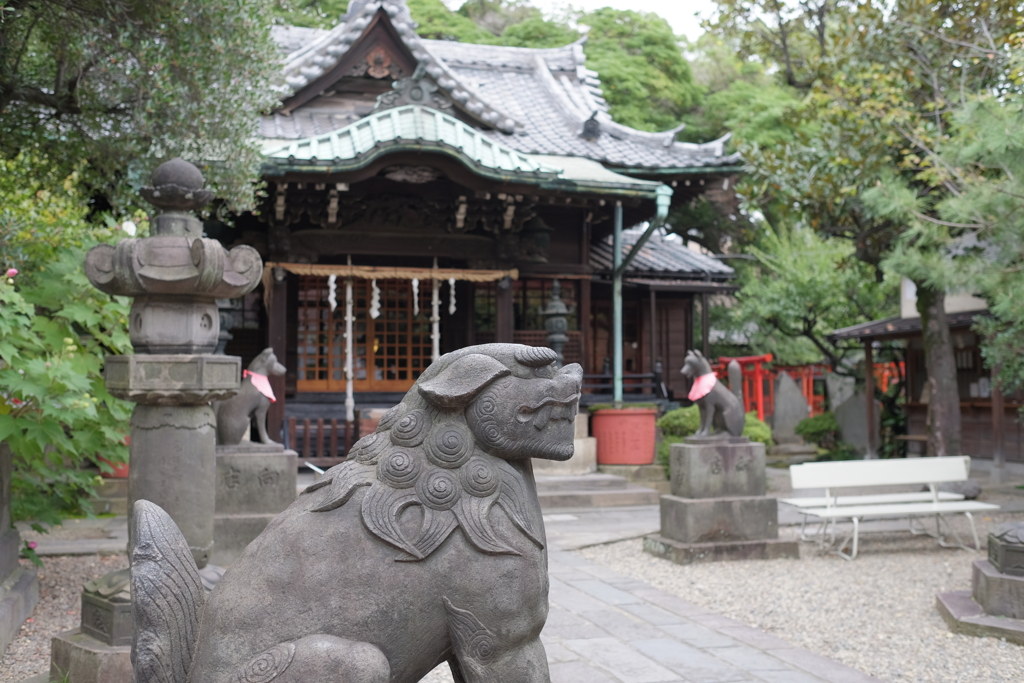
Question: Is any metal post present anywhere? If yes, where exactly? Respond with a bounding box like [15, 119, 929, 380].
[613, 201, 623, 408]
[649, 288, 657, 376]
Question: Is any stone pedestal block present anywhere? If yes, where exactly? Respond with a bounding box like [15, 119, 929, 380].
[649, 436, 797, 565]
[659, 495, 778, 544]
[50, 628, 132, 683]
[1, 567, 40, 656]
[2, 443, 40, 655]
[129, 403, 217, 567]
[211, 444, 297, 566]
[972, 559, 1024, 619]
[670, 438, 765, 499]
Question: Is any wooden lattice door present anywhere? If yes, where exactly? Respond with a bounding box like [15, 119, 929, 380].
[297, 276, 433, 393]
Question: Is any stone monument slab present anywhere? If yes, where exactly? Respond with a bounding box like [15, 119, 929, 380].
[771, 372, 809, 445]
[834, 390, 881, 457]
[51, 629, 132, 683]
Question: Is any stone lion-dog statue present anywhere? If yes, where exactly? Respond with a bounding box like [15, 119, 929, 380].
[680, 349, 744, 438]
[130, 343, 582, 683]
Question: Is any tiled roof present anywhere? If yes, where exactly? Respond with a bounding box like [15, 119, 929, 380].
[828, 310, 986, 342]
[265, 1, 742, 171]
[264, 105, 557, 175]
[590, 229, 735, 280]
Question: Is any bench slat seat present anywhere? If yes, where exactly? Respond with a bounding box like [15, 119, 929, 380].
[800, 500, 997, 518]
[780, 491, 964, 508]
[787, 456, 998, 559]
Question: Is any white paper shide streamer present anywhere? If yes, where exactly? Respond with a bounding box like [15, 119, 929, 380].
[369, 278, 381, 319]
[327, 274, 337, 312]
[412, 278, 420, 317]
[448, 278, 456, 315]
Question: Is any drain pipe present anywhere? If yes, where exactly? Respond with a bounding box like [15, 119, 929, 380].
[613, 185, 674, 408]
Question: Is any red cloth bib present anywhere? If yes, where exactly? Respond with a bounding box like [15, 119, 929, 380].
[688, 372, 717, 401]
[244, 370, 276, 402]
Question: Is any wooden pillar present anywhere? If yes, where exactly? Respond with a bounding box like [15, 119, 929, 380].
[649, 288, 657, 373]
[496, 275, 514, 343]
[701, 292, 710, 357]
[267, 267, 287, 443]
[864, 341, 877, 459]
[992, 364, 1005, 479]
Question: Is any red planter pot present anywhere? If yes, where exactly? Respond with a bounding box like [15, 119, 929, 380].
[591, 408, 657, 465]
[98, 456, 129, 478]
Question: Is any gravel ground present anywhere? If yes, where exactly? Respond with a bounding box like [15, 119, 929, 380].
[1, 554, 129, 683]
[579, 507, 1024, 683]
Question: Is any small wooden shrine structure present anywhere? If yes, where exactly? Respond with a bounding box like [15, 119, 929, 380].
[214, 1, 740, 462]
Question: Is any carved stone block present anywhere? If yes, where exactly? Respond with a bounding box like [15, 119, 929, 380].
[214, 446, 297, 516]
[105, 354, 240, 405]
[670, 439, 766, 499]
[81, 592, 133, 647]
[212, 445, 298, 566]
[129, 296, 220, 354]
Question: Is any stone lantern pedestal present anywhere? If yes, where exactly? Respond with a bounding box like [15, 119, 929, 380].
[938, 522, 1024, 644]
[51, 159, 262, 683]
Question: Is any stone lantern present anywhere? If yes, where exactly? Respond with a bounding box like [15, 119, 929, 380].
[537, 279, 574, 368]
[83, 158, 262, 567]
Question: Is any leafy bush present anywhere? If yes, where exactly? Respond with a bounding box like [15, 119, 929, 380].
[795, 412, 839, 449]
[743, 411, 773, 445]
[657, 406, 773, 445]
[656, 405, 700, 437]
[0, 158, 135, 525]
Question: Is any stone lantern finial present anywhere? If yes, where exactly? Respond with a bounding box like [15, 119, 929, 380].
[139, 158, 216, 237]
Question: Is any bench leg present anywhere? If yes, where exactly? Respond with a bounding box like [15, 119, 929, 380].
[932, 513, 980, 552]
[833, 517, 859, 561]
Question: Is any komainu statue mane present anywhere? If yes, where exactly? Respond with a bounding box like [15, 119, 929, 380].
[130, 344, 582, 683]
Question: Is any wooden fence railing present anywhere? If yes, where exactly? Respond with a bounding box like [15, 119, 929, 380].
[283, 417, 352, 469]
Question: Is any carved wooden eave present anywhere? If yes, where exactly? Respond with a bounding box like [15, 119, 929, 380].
[278, 1, 519, 133]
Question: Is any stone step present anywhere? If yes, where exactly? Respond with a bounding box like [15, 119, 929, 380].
[91, 477, 129, 516]
[534, 473, 629, 492]
[538, 484, 661, 509]
[597, 464, 668, 483]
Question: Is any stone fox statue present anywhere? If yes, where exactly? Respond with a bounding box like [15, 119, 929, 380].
[130, 344, 582, 683]
[680, 350, 745, 438]
[213, 347, 286, 445]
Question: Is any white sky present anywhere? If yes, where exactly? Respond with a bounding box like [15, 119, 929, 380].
[443, 1, 719, 43]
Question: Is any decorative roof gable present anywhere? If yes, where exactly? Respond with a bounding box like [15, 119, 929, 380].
[265, 0, 741, 172]
[279, 1, 518, 133]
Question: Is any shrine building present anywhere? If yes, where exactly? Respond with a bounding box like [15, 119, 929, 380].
[213, 0, 740, 463]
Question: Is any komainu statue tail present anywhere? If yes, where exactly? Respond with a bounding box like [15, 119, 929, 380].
[727, 359, 744, 406]
[130, 500, 205, 683]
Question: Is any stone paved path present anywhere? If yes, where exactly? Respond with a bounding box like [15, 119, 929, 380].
[541, 547, 878, 683]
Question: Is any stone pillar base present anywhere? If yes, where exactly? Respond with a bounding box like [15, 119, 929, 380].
[972, 559, 1024, 619]
[50, 629, 131, 683]
[936, 590, 1024, 645]
[644, 533, 800, 565]
[1, 567, 40, 655]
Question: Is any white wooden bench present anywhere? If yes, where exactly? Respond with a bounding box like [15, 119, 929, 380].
[781, 456, 999, 560]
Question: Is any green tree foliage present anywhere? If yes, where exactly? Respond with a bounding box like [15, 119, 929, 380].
[729, 225, 898, 368]
[576, 9, 701, 132]
[0, 0, 281, 211]
[0, 156, 134, 524]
